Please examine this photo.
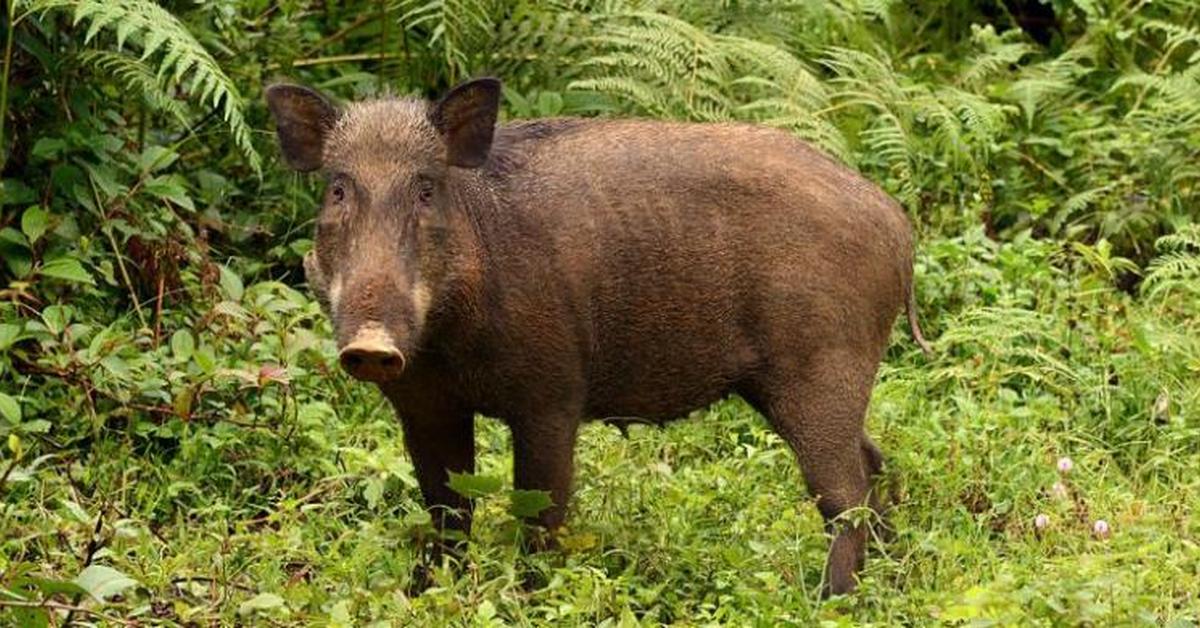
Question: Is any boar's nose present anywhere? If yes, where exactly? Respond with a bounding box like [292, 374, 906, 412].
[338, 329, 406, 383]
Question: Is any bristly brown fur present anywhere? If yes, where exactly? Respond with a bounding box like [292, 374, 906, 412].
[268, 78, 930, 597]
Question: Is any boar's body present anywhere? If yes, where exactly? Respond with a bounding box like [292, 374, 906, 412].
[416, 119, 911, 424]
[268, 80, 925, 596]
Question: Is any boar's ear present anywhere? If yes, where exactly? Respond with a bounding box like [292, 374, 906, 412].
[265, 84, 339, 172]
[431, 77, 501, 168]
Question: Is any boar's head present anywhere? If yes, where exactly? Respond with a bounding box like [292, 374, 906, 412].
[266, 78, 501, 383]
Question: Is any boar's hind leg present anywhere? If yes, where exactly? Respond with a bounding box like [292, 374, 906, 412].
[751, 355, 879, 596]
[861, 434, 893, 541]
[511, 417, 580, 550]
[400, 411, 476, 559]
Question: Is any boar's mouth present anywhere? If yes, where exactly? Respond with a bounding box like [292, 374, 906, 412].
[337, 322, 407, 383]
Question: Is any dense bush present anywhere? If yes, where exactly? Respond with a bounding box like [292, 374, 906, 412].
[1, 0, 1197, 624]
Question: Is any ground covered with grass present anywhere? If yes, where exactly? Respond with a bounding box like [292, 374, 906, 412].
[4, 0, 1200, 625]
[3, 226, 1198, 625]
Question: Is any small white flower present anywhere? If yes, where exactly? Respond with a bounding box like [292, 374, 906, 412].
[1093, 519, 1111, 539]
[1057, 456, 1074, 474]
[1034, 514, 1050, 530]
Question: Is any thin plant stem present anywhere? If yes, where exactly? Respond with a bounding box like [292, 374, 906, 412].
[86, 176, 149, 330]
[0, 0, 18, 172]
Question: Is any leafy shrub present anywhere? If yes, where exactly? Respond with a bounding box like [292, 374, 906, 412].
[0, 0, 1197, 624]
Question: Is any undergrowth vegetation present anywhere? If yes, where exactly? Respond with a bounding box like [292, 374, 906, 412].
[1, 0, 1198, 624]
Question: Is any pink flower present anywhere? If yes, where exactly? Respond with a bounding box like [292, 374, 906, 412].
[1093, 519, 1111, 539]
[1057, 456, 1074, 474]
[1051, 481, 1068, 499]
[1034, 514, 1050, 530]
[258, 363, 290, 386]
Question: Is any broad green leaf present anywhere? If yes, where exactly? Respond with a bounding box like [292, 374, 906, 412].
[288, 238, 313, 257]
[19, 420, 51, 434]
[40, 258, 95, 285]
[402, 510, 433, 529]
[0, 227, 32, 277]
[19, 576, 87, 598]
[476, 600, 497, 621]
[509, 489, 554, 518]
[329, 599, 353, 627]
[238, 592, 286, 615]
[0, 179, 37, 206]
[362, 477, 384, 510]
[41, 305, 72, 334]
[30, 137, 67, 160]
[218, 265, 244, 302]
[21, 206, 50, 243]
[505, 88, 532, 116]
[537, 91, 564, 116]
[446, 472, 503, 499]
[73, 565, 137, 602]
[137, 146, 179, 174]
[62, 499, 91, 525]
[7, 604, 49, 628]
[559, 531, 599, 552]
[0, 227, 29, 248]
[0, 393, 20, 424]
[172, 388, 193, 419]
[144, 174, 195, 211]
[213, 301, 248, 320]
[170, 329, 195, 361]
[100, 355, 132, 379]
[83, 163, 126, 200]
[194, 345, 216, 372]
[0, 323, 21, 350]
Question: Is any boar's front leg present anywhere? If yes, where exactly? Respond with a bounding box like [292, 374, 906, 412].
[510, 416, 580, 549]
[400, 411, 475, 563]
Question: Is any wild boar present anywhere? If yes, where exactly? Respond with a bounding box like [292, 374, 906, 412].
[266, 77, 930, 595]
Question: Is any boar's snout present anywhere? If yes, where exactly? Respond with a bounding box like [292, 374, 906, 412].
[338, 324, 406, 383]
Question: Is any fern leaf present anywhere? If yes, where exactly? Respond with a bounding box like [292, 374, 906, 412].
[1142, 224, 1200, 298]
[79, 50, 189, 127]
[30, 0, 261, 173]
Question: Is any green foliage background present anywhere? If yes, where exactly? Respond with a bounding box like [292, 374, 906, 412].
[0, 0, 1198, 624]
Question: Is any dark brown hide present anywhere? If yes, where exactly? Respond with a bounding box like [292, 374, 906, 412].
[269, 78, 929, 595]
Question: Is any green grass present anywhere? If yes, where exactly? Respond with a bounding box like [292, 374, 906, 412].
[4, 2, 1200, 623]
[3, 230, 1197, 626]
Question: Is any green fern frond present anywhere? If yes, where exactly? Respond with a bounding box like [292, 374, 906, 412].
[79, 50, 188, 128]
[569, 10, 844, 153]
[1062, 186, 1111, 217]
[1140, 19, 1200, 56]
[569, 76, 673, 117]
[860, 111, 918, 202]
[822, 46, 909, 108]
[822, 46, 1013, 202]
[1004, 44, 1094, 128]
[1154, 223, 1200, 252]
[395, 0, 498, 82]
[28, 0, 261, 173]
[1142, 224, 1200, 298]
[960, 25, 1035, 89]
[824, 0, 898, 28]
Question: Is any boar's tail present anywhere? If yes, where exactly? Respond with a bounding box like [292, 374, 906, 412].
[906, 278, 933, 357]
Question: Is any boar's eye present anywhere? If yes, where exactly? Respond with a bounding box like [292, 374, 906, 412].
[416, 176, 435, 206]
[329, 182, 346, 204]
